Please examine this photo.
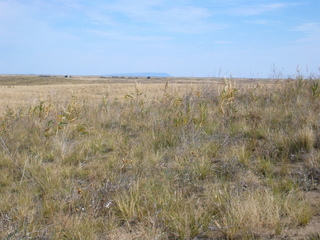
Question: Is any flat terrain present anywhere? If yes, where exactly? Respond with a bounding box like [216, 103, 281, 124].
[0, 74, 273, 114]
[0, 74, 319, 239]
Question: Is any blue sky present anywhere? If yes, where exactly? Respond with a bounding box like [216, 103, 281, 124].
[0, 0, 319, 78]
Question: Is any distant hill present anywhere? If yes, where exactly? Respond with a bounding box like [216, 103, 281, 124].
[105, 72, 172, 77]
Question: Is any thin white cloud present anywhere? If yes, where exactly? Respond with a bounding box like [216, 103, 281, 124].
[153, 6, 218, 33]
[88, 29, 173, 42]
[292, 22, 320, 43]
[293, 22, 320, 33]
[230, 2, 303, 16]
[55, 0, 83, 9]
[0, 1, 37, 40]
[86, 12, 116, 26]
[92, 1, 224, 34]
[244, 19, 281, 26]
[0, 0, 79, 49]
[213, 41, 232, 45]
[1, 0, 226, 36]
[0, 1, 30, 33]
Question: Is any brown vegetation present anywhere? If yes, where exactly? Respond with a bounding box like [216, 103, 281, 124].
[0, 75, 319, 239]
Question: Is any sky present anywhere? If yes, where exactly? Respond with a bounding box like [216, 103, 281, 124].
[0, 0, 320, 78]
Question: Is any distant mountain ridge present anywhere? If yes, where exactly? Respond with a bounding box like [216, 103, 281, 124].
[105, 72, 172, 77]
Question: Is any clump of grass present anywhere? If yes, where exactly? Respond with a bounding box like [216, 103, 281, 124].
[290, 127, 316, 153]
[217, 188, 312, 239]
[308, 232, 320, 240]
[0, 76, 319, 239]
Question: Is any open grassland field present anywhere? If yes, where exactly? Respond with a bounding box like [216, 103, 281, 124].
[0, 75, 272, 114]
[0, 75, 319, 239]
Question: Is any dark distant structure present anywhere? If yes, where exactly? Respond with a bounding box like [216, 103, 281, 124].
[64, 75, 71, 78]
[147, 76, 151, 79]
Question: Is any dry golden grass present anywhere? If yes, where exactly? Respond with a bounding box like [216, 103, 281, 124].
[0, 74, 319, 239]
[0, 74, 275, 114]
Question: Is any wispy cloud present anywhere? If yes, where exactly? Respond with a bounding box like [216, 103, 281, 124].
[292, 22, 320, 43]
[213, 41, 232, 45]
[293, 22, 320, 33]
[89, 1, 224, 34]
[88, 29, 173, 42]
[244, 19, 282, 26]
[86, 12, 116, 26]
[229, 2, 303, 16]
[0, 1, 39, 41]
[0, 0, 80, 50]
